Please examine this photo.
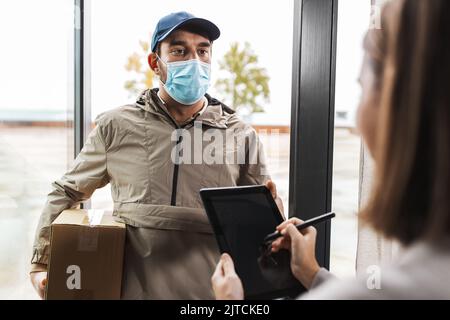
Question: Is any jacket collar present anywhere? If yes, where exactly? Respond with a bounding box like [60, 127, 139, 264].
[136, 88, 235, 129]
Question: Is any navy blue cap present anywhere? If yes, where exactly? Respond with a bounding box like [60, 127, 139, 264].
[151, 11, 221, 53]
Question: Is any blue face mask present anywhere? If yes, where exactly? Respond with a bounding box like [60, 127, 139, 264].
[158, 57, 211, 105]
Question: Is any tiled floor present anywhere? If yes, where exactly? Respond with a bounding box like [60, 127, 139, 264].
[0, 126, 360, 299]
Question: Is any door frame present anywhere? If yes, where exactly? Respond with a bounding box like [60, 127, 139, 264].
[289, 0, 338, 269]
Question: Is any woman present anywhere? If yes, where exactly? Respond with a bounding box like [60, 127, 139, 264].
[212, 0, 450, 300]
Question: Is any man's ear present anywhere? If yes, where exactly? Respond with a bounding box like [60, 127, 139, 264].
[148, 53, 159, 74]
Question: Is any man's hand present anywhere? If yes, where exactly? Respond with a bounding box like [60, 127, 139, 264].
[265, 180, 285, 218]
[271, 218, 320, 289]
[30, 271, 47, 299]
[212, 253, 244, 300]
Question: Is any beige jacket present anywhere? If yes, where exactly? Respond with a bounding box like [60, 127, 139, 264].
[31, 88, 270, 299]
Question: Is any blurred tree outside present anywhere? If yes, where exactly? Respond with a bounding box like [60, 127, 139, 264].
[124, 39, 155, 97]
[215, 42, 270, 113]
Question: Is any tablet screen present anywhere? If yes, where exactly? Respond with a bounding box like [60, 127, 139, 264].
[201, 186, 304, 299]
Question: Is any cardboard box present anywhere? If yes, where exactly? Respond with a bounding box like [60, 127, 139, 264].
[45, 209, 126, 300]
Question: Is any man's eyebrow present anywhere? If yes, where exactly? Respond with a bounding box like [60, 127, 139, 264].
[168, 39, 211, 48]
[198, 42, 211, 48]
[169, 39, 188, 47]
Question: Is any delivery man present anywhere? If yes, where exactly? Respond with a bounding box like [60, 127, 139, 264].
[30, 11, 282, 299]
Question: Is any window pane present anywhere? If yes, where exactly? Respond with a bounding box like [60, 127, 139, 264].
[90, 0, 294, 213]
[331, 0, 371, 277]
[0, 0, 74, 299]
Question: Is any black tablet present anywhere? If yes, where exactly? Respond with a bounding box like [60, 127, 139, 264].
[200, 185, 305, 300]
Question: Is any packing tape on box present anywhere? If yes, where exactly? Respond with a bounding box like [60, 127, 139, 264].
[87, 209, 105, 226]
[77, 209, 104, 252]
[77, 227, 99, 252]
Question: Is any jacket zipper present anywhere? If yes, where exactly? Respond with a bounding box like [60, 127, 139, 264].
[151, 97, 183, 206]
[150, 90, 205, 206]
[171, 134, 183, 206]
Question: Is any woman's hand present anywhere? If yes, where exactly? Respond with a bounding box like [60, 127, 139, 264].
[265, 180, 285, 218]
[211, 253, 244, 300]
[30, 271, 47, 299]
[271, 218, 321, 289]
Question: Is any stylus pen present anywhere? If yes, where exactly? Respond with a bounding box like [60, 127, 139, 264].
[263, 212, 336, 244]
